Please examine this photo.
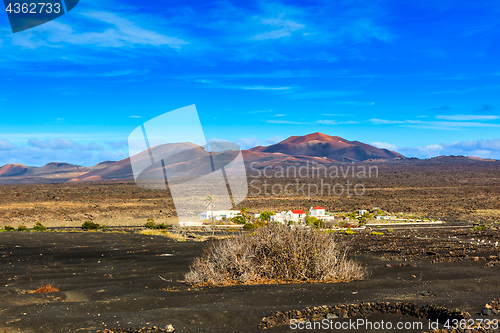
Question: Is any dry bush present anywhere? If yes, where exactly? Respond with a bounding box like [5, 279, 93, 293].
[30, 282, 59, 293]
[185, 224, 367, 286]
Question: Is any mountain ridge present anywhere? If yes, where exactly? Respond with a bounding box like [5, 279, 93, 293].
[0, 132, 496, 184]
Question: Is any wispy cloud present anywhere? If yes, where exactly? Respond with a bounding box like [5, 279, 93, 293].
[429, 105, 452, 111]
[27, 138, 104, 151]
[436, 115, 499, 121]
[289, 90, 359, 99]
[430, 85, 500, 95]
[21, 11, 189, 49]
[369, 118, 500, 130]
[371, 142, 398, 150]
[398, 138, 500, 159]
[317, 120, 359, 125]
[0, 140, 15, 150]
[243, 86, 291, 90]
[249, 17, 306, 40]
[266, 120, 308, 125]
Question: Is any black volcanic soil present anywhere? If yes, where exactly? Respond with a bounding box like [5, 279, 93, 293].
[1, 229, 500, 332]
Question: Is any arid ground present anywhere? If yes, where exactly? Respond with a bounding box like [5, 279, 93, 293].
[1, 228, 500, 332]
[1, 160, 500, 228]
[1, 160, 500, 332]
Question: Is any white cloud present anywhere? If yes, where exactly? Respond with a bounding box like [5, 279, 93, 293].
[369, 118, 500, 129]
[290, 90, 359, 99]
[244, 86, 291, 90]
[370, 142, 398, 150]
[265, 135, 283, 145]
[317, 120, 359, 125]
[0, 143, 126, 167]
[234, 137, 262, 150]
[10, 11, 188, 49]
[0, 139, 15, 150]
[435, 115, 499, 121]
[266, 120, 307, 125]
[249, 18, 306, 40]
[27, 138, 104, 151]
[399, 138, 500, 159]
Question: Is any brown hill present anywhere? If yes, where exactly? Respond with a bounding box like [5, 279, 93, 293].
[7, 133, 498, 185]
[70, 133, 407, 181]
[249, 132, 404, 163]
[0, 164, 30, 177]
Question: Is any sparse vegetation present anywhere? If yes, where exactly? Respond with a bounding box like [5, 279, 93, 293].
[145, 218, 168, 230]
[81, 221, 105, 230]
[472, 225, 486, 231]
[17, 224, 29, 231]
[370, 231, 384, 236]
[343, 228, 355, 235]
[185, 224, 367, 286]
[30, 282, 59, 293]
[232, 214, 247, 225]
[1, 225, 15, 232]
[259, 211, 275, 222]
[305, 216, 324, 229]
[33, 221, 47, 231]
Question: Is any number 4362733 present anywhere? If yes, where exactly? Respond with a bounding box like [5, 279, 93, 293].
[5, 3, 61, 14]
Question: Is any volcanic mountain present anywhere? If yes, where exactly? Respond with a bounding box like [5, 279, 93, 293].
[243, 132, 405, 168]
[0, 133, 408, 183]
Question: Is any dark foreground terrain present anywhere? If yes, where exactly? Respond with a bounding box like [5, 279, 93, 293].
[1, 228, 500, 332]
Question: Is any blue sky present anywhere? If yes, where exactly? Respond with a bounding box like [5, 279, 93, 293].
[1, 0, 500, 166]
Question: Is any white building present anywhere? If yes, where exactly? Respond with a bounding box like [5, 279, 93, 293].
[376, 215, 397, 220]
[309, 206, 337, 222]
[270, 212, 287, 223]
[270, 210, 306, 223]
[310, 206, 326, 216]
[287, 210, 306, 222]
[200, 210, 240, 221]
[358, 209, 368, 216]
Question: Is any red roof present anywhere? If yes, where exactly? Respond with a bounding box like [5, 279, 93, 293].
[291, 210, 305, 214]
[312, 206, 324, 210]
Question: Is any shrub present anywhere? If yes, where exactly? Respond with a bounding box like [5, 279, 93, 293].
[259, 211, 275, 222]
[343, 228, 355, 235]
[1, 225, 15, 232]
[342, 222, 356, 229]
[305, 216, 325, 229]
[184, 224, 367, 286]
[17, 224, 29, 231]
[243, 222, 254, 230]
[472, 225, 486, 231]
[30, 282, 59, 293]
[225, 227, 239, 232]
[252, 219, 267, 229]
[370, 231, 384, 236]
[81, 221, 105, 230]
[33, 221, 47, 231]
[232, 215, 247, 225]
[387, 228, 393, 233]
[145, 218, 168, 230]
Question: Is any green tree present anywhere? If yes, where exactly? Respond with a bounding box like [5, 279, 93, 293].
[232, 214, 247, 225]
[305, 216, 324, 229]
[259, 211, 275, 222]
